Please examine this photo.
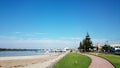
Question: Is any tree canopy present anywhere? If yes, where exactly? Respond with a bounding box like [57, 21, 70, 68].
[78, 33, 93, 52]
[102, 44, 110, 52]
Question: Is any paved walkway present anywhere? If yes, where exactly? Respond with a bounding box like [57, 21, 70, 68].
[86, 54, 114, 68]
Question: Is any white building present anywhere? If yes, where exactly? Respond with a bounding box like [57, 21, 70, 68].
[110, 44, 120, 50]
[110, 44, 120, 54]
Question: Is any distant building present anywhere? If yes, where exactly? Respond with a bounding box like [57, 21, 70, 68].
[110, 44, 120, 54]
[110, 44, 120, 51]
[97, 42, 102, 52]
[63, 47, 70, 52]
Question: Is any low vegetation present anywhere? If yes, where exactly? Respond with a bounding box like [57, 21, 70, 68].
[54, 52, 91, 68]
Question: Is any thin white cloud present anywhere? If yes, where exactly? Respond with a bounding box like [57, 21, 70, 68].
[24, 34, 35, 36]
[60, 37, 82, 40]
[92, 39, 108, 43]
[0, 36, 17, 40]
[0, 36, 80, 49]
[14, 32, 22, 34]
[0, 35, 116, 49]
[35, 32, 47, 35]
[0, 39, 76, 45]
[12, 32, 47, 37]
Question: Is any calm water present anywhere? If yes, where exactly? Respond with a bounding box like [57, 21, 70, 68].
[0, 51, 46, 57]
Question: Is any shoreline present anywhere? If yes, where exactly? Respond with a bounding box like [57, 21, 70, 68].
[0, 52, 68, 68]
[0, 54, 51, 60]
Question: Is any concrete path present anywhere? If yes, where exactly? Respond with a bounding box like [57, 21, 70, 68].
[86, 54, 114, 68]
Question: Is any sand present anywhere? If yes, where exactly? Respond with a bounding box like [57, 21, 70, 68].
[0, 53, 67, 68]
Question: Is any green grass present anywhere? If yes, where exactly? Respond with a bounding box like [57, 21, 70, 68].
[90, 52, 120, 68]
[54, 53, 91, 68]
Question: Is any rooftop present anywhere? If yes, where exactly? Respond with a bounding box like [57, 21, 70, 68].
[110, 44, 120, 47]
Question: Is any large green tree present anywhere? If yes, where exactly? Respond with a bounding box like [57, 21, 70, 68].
[78, 33, 93, 52]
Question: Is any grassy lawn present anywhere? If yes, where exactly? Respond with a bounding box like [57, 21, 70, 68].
[90, 52, 120, 68]
[54, 52, 91, 68]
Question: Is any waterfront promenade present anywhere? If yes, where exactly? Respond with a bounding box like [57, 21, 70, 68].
[86, 54, 114, 68]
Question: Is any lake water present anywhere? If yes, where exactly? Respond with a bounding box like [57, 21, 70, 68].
[0, 51, 46, 57]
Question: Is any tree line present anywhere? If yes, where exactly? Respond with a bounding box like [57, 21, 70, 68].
[0, 48, 40, 51]
[78, 33, 111, 52]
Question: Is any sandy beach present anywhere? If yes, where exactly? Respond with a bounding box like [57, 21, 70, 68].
[0, 53, 66, 68]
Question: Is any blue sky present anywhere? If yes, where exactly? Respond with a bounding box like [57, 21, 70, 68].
[0, 0, 120, 49]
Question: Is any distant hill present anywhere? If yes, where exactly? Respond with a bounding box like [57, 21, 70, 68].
[0, 48, 40, 51]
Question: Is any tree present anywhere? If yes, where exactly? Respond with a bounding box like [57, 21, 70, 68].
[102, 44, 110, 52]
[78, 33, 93, 52]
[83, 33, 93, 51]
[78, 42, 84, 52]
[78, 42, 83, 49]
